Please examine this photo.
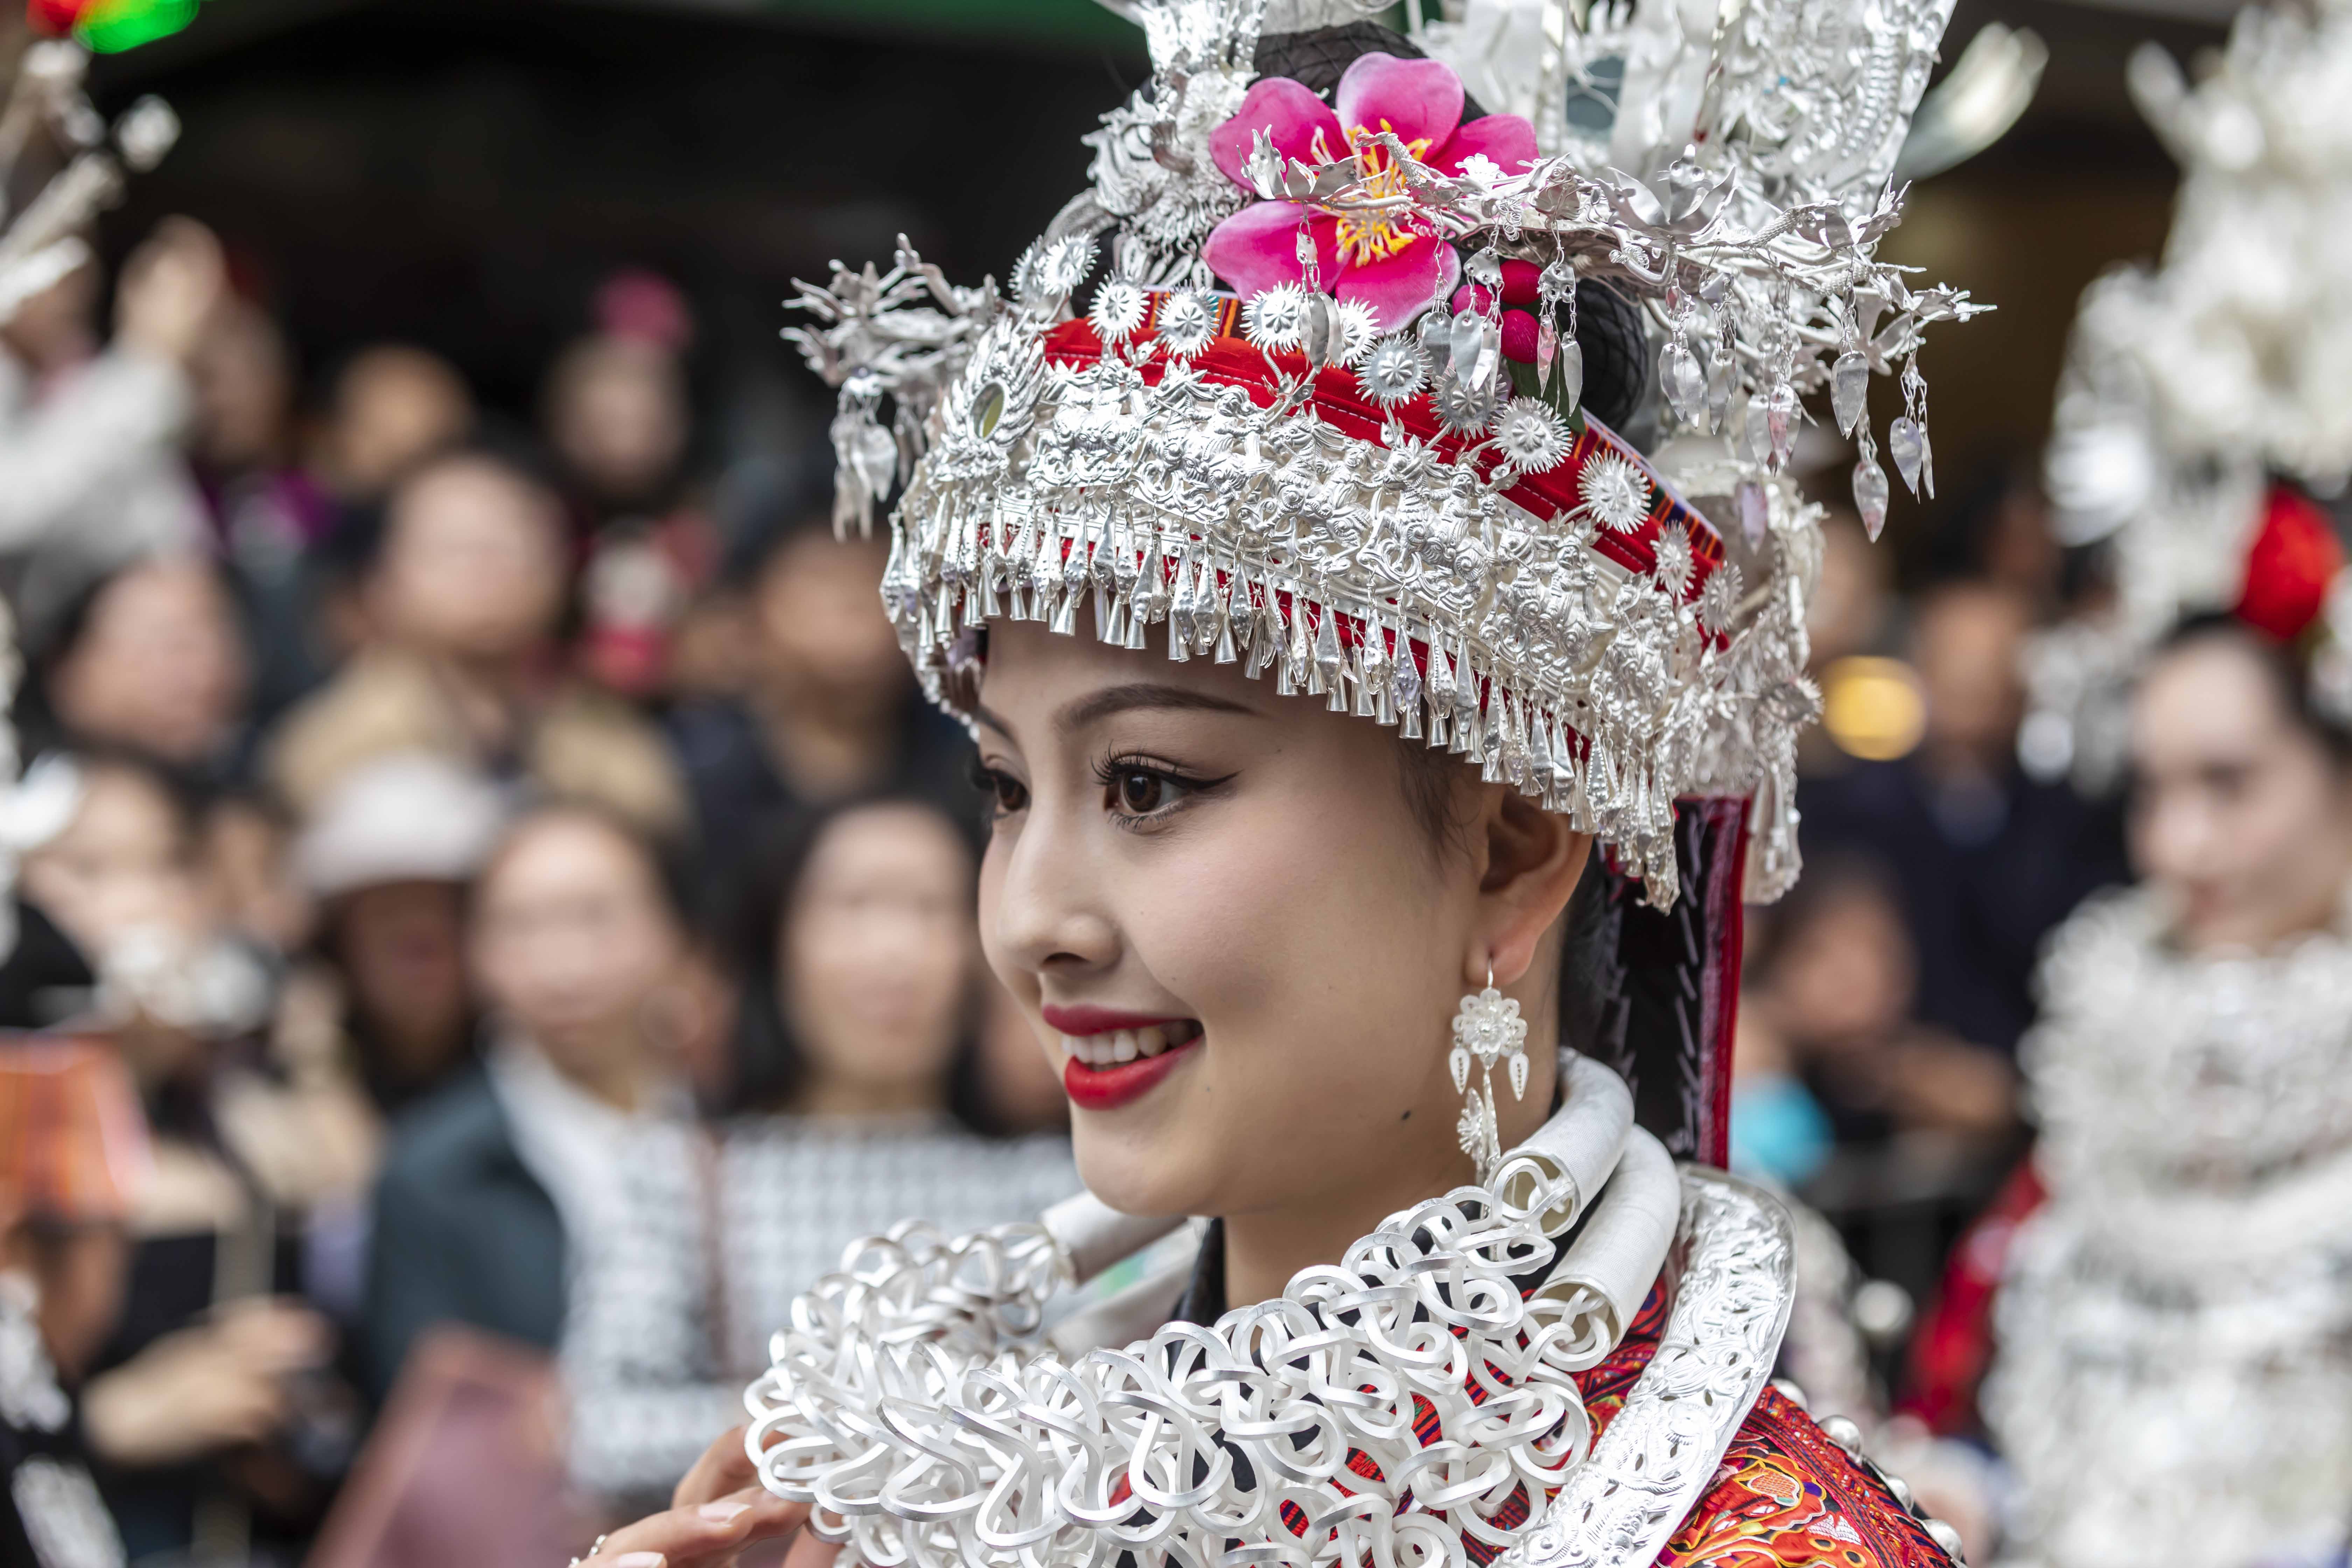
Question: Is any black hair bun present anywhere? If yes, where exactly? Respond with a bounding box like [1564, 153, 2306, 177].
[1570, 280, 1651, 436]
[1253, 23, 1490, 118]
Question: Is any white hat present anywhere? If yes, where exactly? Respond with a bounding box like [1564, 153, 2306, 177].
[294, 751, 509, 899]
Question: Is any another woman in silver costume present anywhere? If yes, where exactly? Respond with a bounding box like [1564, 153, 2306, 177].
[1988, 612, 2352, 1568]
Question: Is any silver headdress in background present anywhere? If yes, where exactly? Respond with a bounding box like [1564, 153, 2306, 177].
[2030, 0, 2352, 792]
[788, 0, 1979, 905]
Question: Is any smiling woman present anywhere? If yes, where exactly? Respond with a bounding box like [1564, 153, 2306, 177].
[573, 2, 1979, 1566]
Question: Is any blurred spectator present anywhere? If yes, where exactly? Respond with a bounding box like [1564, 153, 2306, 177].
[12, 752, 363, 1561]
[312, 345, 474, 510]
[293, 752, 503, 1117]
[28, 553, 254, 786]
[0, 1044, 148, 1568]
[303, 345, 478, 670]
[191, 299, 336, 716]
[0, 1040, 149, 1568]
[363, 802, 696, 1401]
[666, 492, 973, 875]
[547, 272, 721, 700]
[267, 446, 687, 838]
[0, 219, 224, 646]
[1744, 853, 2016, 1146]
[1802, 580, 2126, 1054]
[562, 796, 1073, 1508]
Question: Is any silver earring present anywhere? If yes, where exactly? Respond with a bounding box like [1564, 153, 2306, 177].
[1451, 961, 1530, 1185]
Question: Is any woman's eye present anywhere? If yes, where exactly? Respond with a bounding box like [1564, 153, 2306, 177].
[972, 763, 1029, 819]
[1113, 770, 1174, 816]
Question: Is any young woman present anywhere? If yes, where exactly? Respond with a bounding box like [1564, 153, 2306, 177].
[365, 801, 699, 1396]
[569, 6, 1975, 1566]
[1983, 603, 2352, 1567]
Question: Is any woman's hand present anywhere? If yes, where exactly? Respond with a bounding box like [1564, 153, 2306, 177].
[577, 1426, 806, 1568]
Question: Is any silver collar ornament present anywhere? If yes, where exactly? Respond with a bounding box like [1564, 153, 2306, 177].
[745, 1052, 1800, 1568]
[787, 0, 1979, 909]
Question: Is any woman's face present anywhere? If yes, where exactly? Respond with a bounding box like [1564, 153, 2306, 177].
[335, 880, 472, 1082]
[51, 559, 251, 769]
[783, 805, 974, 1108]
[2130, 635, 2352, 951]
[471, 813, 683, 1084]
[974, 620, 1569, 1225]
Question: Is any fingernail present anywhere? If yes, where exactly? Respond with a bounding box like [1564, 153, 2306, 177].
[614, 1556, 664, 1568]
[698, 1501, 751, 1524]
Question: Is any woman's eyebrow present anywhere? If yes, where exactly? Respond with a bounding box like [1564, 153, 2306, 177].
[1055, 684, 1261, 735]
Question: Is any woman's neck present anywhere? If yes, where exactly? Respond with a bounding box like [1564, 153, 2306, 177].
[1219, 1036, 1562, 1308]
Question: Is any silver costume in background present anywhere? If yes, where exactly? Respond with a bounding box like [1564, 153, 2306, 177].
[1988, 888, 2352, 1568]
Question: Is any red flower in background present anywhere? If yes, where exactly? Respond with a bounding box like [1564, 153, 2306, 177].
[2236, 485, 2346, 644]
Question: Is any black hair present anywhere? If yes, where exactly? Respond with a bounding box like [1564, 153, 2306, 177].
[1249, 23, 1653, 434]
[2157, 610, 2352, 764]
[722, 793, 1002, 1132]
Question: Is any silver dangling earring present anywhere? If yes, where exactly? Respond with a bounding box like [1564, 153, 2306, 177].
[1451, 961, 1531, 1186]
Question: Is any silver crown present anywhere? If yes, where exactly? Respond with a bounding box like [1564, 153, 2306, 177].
[789, 0, 1979, 905]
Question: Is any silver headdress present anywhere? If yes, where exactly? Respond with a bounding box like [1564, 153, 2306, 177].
[789, 0, 1979, 905]
[2030, 0, 2352, 791]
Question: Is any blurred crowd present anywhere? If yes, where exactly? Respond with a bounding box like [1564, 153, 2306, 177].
[0, 211, 2133, 1567]
[0, 217, 1077, 1566]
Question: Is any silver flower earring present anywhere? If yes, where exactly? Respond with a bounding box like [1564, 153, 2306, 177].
[1451, 961, 1530, 1185]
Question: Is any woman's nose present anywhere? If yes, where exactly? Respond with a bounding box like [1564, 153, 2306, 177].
[985, 793, 1119, 979]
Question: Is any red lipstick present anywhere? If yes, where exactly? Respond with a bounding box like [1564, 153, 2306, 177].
[1041, 1004, 1203, 1111]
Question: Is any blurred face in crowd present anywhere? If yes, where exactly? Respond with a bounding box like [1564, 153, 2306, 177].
[327, 345, 474, 500]
[472, 811, 684, 1097]
[971, 619, 1581, 1236]
[370, 456, 567, 664]
[1759, 877, 1916, 1052]
[546, 336, 687, 505]
[192, 300, 293, 473]
[50, 557, 251, 768]
[1911, 582, 2028, 778]
[751, 528, 907, 714]
[21, 762, 202, 969]
[331, 880, 472, 1090]
[782, 803, 974, 1113]
[2130, 631, 2352, 951]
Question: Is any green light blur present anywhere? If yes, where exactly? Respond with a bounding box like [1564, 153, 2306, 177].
[76, 0, 198, 53]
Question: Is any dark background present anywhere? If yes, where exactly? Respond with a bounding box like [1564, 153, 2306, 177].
[79, 0, 2220, 566]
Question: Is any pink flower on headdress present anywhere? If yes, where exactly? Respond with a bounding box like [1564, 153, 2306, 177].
[1202, 53, 1538, 335]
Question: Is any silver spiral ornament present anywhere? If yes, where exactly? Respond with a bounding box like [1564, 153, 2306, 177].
[743, 1149, 1624, 1568]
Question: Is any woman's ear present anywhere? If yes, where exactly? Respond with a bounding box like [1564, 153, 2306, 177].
[1471, 787, 1594, 989]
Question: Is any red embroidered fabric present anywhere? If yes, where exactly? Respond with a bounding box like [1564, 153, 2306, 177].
[1251, 1280, 1946, 1568]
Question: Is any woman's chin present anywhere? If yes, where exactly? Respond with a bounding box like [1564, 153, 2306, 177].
[1070, 1141, 1208, 1219]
